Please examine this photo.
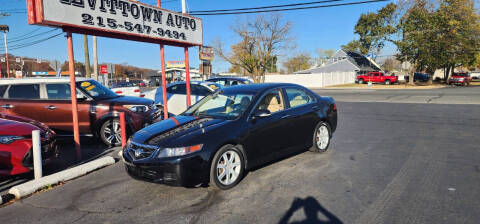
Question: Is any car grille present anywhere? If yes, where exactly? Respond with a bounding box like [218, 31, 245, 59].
[128, 142, 159, 160]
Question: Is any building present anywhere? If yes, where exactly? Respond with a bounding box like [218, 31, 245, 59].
[295, 49, 381, 74]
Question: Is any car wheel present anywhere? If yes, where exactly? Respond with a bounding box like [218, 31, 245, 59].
[385, 80, 391, 85]
[358, 79, 364, 84]
[210, 144, 245, 190]
[99, 118, 122, 146]
[310, 121, 331, 153]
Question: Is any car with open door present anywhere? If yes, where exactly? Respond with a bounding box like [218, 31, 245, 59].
[143, 81, 222, 115]
[123, 83, 337, 189]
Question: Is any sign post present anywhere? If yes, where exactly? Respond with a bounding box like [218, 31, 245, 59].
[67, 32, 81, 160]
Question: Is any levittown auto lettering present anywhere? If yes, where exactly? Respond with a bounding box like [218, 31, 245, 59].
[37, 0, 202, 45]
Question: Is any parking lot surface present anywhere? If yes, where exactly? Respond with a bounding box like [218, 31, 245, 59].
[1, 95, 480, 223]
[313, 85, 480, 104]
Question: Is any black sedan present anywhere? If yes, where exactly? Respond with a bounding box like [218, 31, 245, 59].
[122, 83, 337, 189]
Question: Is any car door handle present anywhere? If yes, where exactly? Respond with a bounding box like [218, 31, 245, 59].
[281, 114, 291, 119]
[45, 105, 57, 110]
[1, 104, 13, 109]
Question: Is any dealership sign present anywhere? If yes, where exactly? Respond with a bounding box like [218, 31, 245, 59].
[27, 0, 203, 46]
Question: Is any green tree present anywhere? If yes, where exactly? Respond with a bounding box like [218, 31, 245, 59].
[315, 48, 336, 66]
[341, 40, 364, 53]
[283, 53, 312, 73]
[353, 3, 398, 58]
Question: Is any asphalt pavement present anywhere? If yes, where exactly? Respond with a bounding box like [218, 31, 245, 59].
[1, 87, 479, 223]
[313, 85, 480, 104]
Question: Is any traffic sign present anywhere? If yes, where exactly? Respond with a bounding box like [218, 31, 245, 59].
[100, 65, 108, 74]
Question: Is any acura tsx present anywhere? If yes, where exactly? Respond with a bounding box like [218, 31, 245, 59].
[122, 83, 337, 189]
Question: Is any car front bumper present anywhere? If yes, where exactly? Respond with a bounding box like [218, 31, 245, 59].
[122, 149, 209, 187]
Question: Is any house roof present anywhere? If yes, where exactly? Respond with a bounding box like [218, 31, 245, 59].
[297, 49, 381, 74]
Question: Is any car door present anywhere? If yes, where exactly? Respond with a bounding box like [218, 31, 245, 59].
[244, 89, 292, 166]
[284, 87, 319, 149]
[0, 84, 48, 122]
[43, 83, 92, 134]
[166, 84, 188, 115]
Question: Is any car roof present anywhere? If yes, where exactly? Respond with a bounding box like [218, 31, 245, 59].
[207, 77, 250, 81]
[221, 83, 302, 93]
[0, 77, 91, 85]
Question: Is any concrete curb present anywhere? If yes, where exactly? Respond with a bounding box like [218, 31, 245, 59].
[8, 156, 116, 200]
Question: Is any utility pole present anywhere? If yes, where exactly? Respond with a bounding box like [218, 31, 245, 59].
[83, 35, 91, 78]
[92, 36, 98, 81]
[0, 13, 10, 78]
[0, 25, 10, 78]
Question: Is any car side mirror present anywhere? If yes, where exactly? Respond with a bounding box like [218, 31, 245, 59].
[253, 109, 271, 119]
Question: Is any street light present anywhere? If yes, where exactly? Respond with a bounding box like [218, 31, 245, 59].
[0, 25, 10, 78]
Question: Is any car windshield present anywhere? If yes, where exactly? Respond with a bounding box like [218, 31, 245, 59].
[77, 80, 118, 100]
[184, 91, 255, 119]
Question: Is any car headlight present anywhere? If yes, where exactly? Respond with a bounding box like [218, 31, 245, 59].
[0, 136, 25, 144]
[157, 144, 203, 158]
[123, 105, 149, 113]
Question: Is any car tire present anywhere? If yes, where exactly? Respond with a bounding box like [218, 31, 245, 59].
[309, 121, 331, 153]
[210, 144, 245, 190]
[358, 79, 364, 84]
[385, 80, 391, 85]
[99, 118, 123, 147]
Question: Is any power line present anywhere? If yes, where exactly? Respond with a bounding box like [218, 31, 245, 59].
[189, 0, 391, 16]
[0, 32, 64, 52]
[8, 29, 58, 44]
[190, 0, 347, 13]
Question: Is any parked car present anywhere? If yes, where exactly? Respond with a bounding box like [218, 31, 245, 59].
[0, 113, 57, 176]
[355, 71, 398, 85]
[405, 72, 430, 82]
[123, 83, 337, 189]
[206, 77, 253, 87]
[143, 81, 222, 115]
[448, 72, 471, 86]
[0, 78, 160, 146]
[469, 71, 480, 80]
[110, 81, 143, 97]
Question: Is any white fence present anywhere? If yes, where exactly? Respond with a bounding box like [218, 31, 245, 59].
[264, 72, 356, 88]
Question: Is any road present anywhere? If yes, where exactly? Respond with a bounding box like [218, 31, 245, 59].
[313, 85, 480, 104]
[1, 87, 480, 223]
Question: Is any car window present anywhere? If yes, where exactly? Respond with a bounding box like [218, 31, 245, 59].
[214, 80, 228, 86]
[231, 81, 240, 86]
[0, 85, 7, 98]
[46, 84, 71, 99]
[8, 84, 40, 99]
[285, 88, 315, 108]
[192, 84, 211, 96]
[167, 84, 186, 94]
[256, 89, 285, 113]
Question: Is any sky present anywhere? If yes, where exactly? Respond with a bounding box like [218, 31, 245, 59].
[0, 0, 395, 73]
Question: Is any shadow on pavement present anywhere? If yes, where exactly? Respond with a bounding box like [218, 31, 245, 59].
[279, 196, 343, 224]
[0, 136, 118, 194]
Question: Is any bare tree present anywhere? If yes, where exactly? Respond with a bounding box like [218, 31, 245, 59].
[214, 14, 293, 83]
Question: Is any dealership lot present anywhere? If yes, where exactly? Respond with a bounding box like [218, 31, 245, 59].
[1, 87, 479, 223]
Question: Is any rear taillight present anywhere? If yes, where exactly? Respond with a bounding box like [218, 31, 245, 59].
[333, 104, 337, 111]
[134, 89, 140, 92]
[140, 94, 145, 97]
[115, 90, 123, 94]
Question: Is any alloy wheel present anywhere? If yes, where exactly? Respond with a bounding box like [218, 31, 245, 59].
[216, 150, 242, 186]
[103, 120, 121, 145]
[316, 125, 330, 150]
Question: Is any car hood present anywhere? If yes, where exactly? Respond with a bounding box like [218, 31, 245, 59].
[98, 95, 153, 105]
[132, 115, 229, 146]
[0, 118, 43, 136]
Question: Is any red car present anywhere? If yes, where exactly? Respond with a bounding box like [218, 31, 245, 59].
[0, 113, 57, 176]
[448, 72, 471, 86]
[356, 71, 398, 85]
